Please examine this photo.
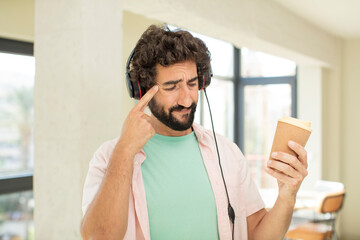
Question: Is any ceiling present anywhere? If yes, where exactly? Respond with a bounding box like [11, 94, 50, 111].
[274, 0, 360, 39]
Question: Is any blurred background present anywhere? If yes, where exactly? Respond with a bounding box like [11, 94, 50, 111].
[0, 0, 359, 239]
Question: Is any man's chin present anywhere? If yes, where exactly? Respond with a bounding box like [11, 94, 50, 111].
[174, 113, 191, 121]
[172, 114, 192, 123]
[170, 124, 193, 131]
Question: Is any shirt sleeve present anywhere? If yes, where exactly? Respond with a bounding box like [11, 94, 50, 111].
[81, 138, 117, 216]
[237, 148, 265, 216]
[223, 139, 265, 217]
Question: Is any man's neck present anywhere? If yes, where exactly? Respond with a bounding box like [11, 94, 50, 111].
[150, 115, 192, 137]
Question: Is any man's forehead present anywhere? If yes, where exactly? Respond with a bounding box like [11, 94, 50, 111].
[156, 60, 197, 83]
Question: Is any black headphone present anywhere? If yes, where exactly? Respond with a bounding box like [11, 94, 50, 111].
[125, 48, 213, 99]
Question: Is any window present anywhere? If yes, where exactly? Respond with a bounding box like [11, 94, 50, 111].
[0, 38, 34, 240]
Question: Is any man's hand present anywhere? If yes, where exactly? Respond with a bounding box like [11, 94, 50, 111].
[247, 142, 308, 240]
[118, 85, 159, 156]
[265, 141, 308, 202]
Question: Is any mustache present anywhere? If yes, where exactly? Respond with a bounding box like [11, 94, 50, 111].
[169, 102, 197, 112]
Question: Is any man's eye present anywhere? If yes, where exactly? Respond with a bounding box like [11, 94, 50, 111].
[188, 82, 197, 87]
[164, 86, 176, 91]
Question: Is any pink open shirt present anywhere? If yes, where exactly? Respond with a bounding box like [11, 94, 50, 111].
[82, 123, 265, 239]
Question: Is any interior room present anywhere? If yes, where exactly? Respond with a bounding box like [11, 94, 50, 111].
[0, 0, 359, 239]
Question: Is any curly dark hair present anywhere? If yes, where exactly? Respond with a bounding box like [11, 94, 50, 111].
[128, 24, 211, 91]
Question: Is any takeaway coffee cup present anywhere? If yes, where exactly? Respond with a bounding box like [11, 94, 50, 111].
[269, 117, 312, 159]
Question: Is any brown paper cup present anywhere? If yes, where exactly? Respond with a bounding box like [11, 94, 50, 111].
[269, 121, 311, 160]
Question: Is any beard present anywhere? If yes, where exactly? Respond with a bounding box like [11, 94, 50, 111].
[148, 99, 197, 131]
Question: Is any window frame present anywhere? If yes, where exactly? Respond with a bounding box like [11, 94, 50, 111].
[0, 37, 34, 195]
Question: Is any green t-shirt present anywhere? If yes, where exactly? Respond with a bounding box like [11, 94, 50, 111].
[142, 132, 219, 240]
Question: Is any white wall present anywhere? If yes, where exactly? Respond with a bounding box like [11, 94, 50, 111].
[340, 39, 360, 240]
[34, 0, 123, 239]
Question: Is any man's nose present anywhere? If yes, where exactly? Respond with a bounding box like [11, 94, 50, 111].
[177, 84, 193, 108]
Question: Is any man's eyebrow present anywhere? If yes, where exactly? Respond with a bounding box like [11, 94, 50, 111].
[162, 79, 182, 86]
[162, 76, 198, 86]
[188, 77, 198, 82]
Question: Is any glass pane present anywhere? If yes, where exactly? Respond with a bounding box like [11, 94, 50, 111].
[198, 36, 234, 78]
[244, 84, 292, 188]
[202, 78, 234, 141]
[0, 191, 34, 240]
[168, 25, 234, 78]
[241, 47, 296, 77]
[0, 53, 35, 177]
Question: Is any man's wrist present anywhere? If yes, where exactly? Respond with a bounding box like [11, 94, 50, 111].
[115, 139, 138, 159]
[276, 194, 296, 209]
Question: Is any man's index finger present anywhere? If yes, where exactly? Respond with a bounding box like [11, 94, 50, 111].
[135, 85, 159, 111]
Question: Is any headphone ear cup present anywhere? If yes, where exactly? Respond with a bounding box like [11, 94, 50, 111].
[133, 79, 146, 100]
[202, 70, 212, 89]
[125, 55, 146, 100]
[126, 70, 146, 100]
[197, 66, 213, 90]
[126, 70, 136, 98]
[125, 49, 147, 99]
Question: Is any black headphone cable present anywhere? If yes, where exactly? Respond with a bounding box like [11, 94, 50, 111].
[203, 89, 235, 240]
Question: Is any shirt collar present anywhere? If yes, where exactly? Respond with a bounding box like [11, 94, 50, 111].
[192, 122, 207, 144]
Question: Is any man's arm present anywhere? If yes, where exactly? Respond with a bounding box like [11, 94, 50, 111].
[247, 141, 308, 240]
[80, 143, 135, 240]
[80, 86, 158, 240]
